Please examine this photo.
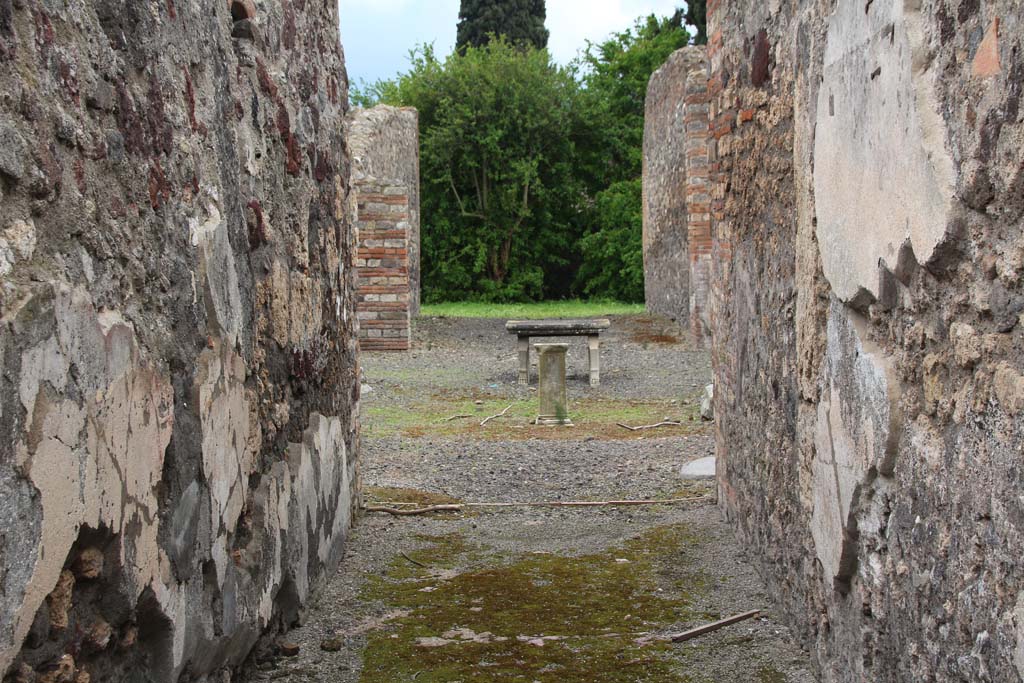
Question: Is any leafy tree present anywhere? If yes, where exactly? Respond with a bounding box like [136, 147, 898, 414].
[456, 0, 549, 51]
[571, 14, 689, 299]
[576, 180, 645, 302]
[575, 14, 690, 188]
[354, 10, 691, 304]
[367, 39, 583, 302]
[684, 0, 708, 45]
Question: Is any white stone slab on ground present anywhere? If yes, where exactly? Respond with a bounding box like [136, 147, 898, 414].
[681, 457, 716, 480]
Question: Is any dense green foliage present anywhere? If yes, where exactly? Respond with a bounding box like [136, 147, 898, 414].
[457, 0, 549, 50]
[355, 11, 689, 303]
[575, 180, 645, 301]
[363, 40, 583, 301]
[572, 15, 690, 301]
[420, 300, 644, 319]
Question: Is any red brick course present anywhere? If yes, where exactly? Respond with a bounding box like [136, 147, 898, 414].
[353, 179, 412, 351]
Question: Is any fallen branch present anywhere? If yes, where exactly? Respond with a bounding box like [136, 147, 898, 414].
[401, 551, 428, 568]
[440, 414, 473, 423]
[480, 404, 515, 427]
[364, 504, 465, 516]
[669, 610, 762, 643]
[362, 495, 715, 516]
[617, 421, 683, 432]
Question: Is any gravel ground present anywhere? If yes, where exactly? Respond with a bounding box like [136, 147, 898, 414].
[243, 315, 815, 683]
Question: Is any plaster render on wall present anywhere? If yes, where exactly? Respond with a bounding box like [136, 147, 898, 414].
[813, 0, 956, 305]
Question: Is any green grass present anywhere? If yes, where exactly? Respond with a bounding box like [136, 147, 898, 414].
[419, 300, 645, 319]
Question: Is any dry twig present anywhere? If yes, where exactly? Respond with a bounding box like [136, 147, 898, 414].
[401, 551, 428, 568]
[480, 404, 515, 427]
[362, 495, 715, 516]
[669, 610, 762, 643]
[617, 421, 683, 432]
[363, 504, 464, 516]
[440, 414, 473, 423]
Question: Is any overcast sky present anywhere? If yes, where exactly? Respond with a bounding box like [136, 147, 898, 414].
[339, 0, 685, 88]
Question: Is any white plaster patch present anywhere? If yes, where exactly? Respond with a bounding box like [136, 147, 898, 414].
[195, 341, 255, 582]
[814, 0, 955, 302]
[4, 288, 174, 674]
[286, 414, 352, 604]
[0, 219, 36, 276]
[189, 192, 244, 347]
[18, 336, 70, 427]
[810, 300, 901, 588]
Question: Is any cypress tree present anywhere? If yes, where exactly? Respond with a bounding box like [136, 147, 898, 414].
[684, 0, 708, 45]
[456, 0, 549, 51]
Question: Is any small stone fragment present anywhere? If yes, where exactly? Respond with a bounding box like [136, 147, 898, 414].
[231, 18, 257, 41]
[37, 654, 75, 683]
[47, 570, 75, 633]
[0, 123, 27, 180]
[86, 619, 113, 650]
[85, 82, 115, 111]
[4, 218, 36, 260]
[279, 642, 300, 657]
[72, 547, 104, 580]
[972, 18, 1001, 79]
[994, 363, 1024, 414]
[13, 662, 35, 683]
[118, 625, 138, 650]
[950, 322, 982, 368]
[320, 637, 344, 652]
[700, 384, 715, 421]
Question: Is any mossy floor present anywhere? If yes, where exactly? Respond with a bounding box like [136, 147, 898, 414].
[359, 527, 705, 683]
[245, 315, 813, 683]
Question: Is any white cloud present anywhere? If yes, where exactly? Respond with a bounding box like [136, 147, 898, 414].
[338, 0, 686, 85]
[341, 0, 416, 13]
[546, 0, 683, 63]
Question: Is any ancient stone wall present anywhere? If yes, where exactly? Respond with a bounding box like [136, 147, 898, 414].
[353, 180, 412, 351]
[643, 47, 712, 343]
[0, 1, 359, 681]
[708, 0, 1024, 680]
[643, 47, 698, 325]
[346, 106, 420, 316]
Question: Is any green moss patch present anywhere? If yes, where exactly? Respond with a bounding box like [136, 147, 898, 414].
[359, 527, 706, 682]
[363, 396, 708, 441]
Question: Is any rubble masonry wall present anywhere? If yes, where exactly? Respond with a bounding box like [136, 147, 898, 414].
[708, 0, 1024, 680]
[0, 1, 359, 680]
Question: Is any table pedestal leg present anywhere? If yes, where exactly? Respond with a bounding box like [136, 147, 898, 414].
[587, 335, 601, 387]
[518, 336, 530, 385]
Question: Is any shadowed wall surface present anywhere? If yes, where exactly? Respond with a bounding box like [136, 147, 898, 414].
[0, 1, 359, 680]
[708, 0, 1024, 680]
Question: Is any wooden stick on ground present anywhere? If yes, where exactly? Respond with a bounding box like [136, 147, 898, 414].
[362, 495, 715, 516]
[480, 404, 515, 427]
[669, 610, 762, 643]
[400, 551, 428, 568]
[363, 504, 465, 516]
[617, 421, 683, 432]
[441, 414, 473, 423]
